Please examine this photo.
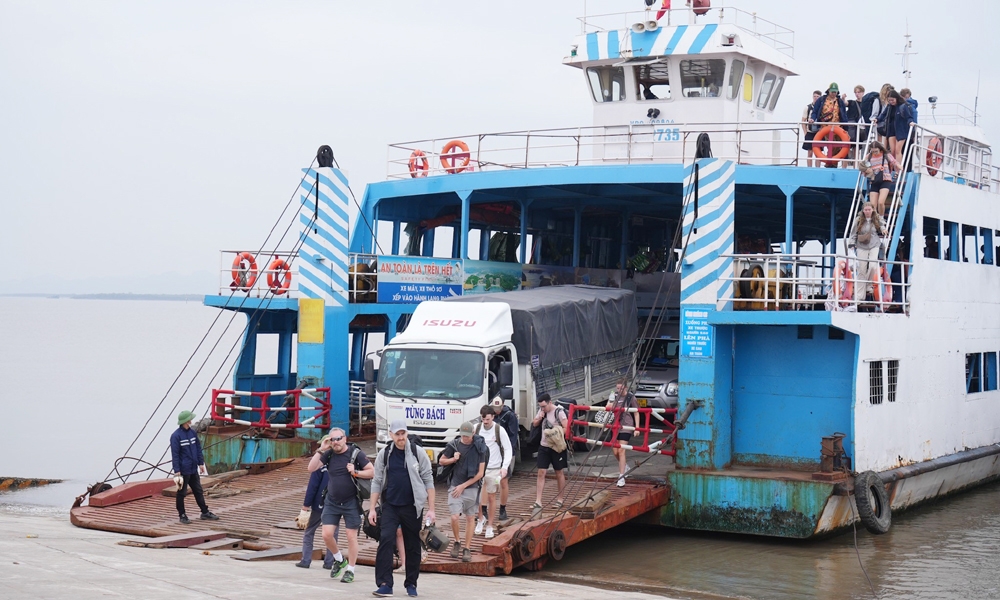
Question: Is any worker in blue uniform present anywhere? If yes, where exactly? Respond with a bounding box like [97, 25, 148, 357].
[170, 410, 219, 524]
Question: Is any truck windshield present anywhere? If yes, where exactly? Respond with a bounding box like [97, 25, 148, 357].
[639, 339, 679, 369]
[377, 349, 485, 400]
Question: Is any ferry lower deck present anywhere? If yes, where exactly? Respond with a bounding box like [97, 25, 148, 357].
[70, 448, 669, 576]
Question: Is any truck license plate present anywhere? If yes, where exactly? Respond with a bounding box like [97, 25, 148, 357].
[637, 398, 648, 408]
[425, 449, 435, 463]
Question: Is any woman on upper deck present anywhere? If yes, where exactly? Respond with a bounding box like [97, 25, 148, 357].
[863, 141, 898, 218]
[848, 202, 888, 304]
[889, 90, 915, 165]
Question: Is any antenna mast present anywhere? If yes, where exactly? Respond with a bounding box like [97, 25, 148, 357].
[896, 23, 917, 88]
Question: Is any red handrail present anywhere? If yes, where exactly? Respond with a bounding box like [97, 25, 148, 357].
[211, 387, 331, 429]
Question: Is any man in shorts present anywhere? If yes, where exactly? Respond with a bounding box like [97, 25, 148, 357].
[474, 405, 512, 539]
[307, 427, 374, 583]
[438, 421, 486, 563]
[531, 393, 568, 514]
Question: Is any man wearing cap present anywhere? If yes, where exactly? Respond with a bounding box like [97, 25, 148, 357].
[438, 421, 487, 562]
[368, 419, 435, 598]
[809, 84, 850, 127]
[169, 410, 219, 525]
[808, 83, 851, 168]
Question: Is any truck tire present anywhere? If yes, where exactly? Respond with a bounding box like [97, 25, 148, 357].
[854, 470, 891, 534]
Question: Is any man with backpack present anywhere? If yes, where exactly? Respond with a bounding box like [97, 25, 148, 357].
[438, 421, 487, 562]
[490, 397, 520, 520]
[859, 86, 881, 143]
[368, 419, 436, 597]
[473, 405, 512, 540]
[307, 427, 374, 584]
[530, 393, 569, 515]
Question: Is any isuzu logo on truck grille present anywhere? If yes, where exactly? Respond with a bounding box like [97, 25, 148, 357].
[405, 407, 446, 420]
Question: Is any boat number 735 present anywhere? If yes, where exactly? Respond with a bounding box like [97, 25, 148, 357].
[655, 128, 681, 142]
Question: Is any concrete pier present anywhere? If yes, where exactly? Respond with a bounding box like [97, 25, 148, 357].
[0, 510, 673, 599]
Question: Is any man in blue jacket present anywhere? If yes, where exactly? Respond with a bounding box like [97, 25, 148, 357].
[170, 410, 219, 524]
[295, 462, 337, 569]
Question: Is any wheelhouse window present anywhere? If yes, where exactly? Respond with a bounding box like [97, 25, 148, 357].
[587, 66, 625, 102]
[756, 73, 777, 109]
[767, 77, 785, 111]
[679, 59, 725, 98]
[377, 348, 485, 400]
[635, 62, 671, 100]
[728, 59, 745, 100]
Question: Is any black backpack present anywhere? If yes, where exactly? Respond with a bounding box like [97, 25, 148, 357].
[435, 436, 488, 486]
[860, 91, 879, 122]
[496, 406, 520, 455]
[348, 443, 371, 503]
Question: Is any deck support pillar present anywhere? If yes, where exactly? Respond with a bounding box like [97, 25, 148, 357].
[572, 207, 583, 267]
[457, 190, 472, 260]
[779, 185, 798, 255]
[519, 199, 532, 263]
[391, 221, 400, 255]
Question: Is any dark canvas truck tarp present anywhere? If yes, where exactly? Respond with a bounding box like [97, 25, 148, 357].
[443, 285, 638, 366]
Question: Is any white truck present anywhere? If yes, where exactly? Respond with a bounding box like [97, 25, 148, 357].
[366, 285, 639, 463]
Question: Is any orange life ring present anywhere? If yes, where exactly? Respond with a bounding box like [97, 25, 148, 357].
[811, 125, 851, 166]
[873, 265, 892, 304]
[408, 150, 429, 178]
[440, 140, 471, 174]
[266, 258, 292, 295]
[833, 259, 853, 307]
[926, 137, 943, 176]
[231, 252, 258, 290]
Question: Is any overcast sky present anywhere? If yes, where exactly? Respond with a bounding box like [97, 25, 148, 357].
[2, 0, 996, 294]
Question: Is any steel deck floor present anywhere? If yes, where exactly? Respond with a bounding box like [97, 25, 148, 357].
[70, 457, 669, 575]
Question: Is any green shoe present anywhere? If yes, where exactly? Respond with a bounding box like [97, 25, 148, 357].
[329, 557, 348, 579]
[340, 568, 355, 583]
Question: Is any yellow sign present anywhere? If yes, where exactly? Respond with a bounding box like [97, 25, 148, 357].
[298, 299, 324, 343]
[425, 449, 435, 463]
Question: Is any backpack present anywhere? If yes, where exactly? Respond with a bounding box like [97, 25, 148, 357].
[860, 91, 879, 122]
[348, 443, 371, 502]
[474, 423, 507, 467]
[436, 436, 488, 487]
[496, 406, 520, 455]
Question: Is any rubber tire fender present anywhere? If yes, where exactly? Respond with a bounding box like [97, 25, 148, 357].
[854, 470, 891, 534]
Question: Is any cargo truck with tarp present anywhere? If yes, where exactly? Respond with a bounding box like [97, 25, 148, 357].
[367, 285, 638, 462]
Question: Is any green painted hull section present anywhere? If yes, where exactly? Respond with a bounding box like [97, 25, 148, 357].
[200, 433, 312, 474]
[662, 471, 836, 538]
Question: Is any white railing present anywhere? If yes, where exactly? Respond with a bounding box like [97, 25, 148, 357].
[219, 250, 300, 298]
[925, 103, 981, 127]
[576, 6, 794, 57]
[724, 253, 910, 314]
[909, 123, 997, 192]
[349, 380, 376, 432]
[387, 121, 874, 179]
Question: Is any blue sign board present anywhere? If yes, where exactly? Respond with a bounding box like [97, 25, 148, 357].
[681, 308, 713, 358]
[376, 256, 464, 303]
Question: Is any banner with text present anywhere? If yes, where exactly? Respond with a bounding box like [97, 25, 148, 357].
[377, 256, 464, 303]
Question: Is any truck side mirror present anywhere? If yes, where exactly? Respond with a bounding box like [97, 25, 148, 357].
[365, 382, 375, 398]
[364, 357, 375, 383]
[499, 361, 513, 387]
[500, 387, 514, 402]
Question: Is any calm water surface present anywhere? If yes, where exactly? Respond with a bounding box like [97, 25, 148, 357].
[2, 297, 998, 599]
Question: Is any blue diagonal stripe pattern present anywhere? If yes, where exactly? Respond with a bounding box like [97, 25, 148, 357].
[296, 166, 350, 305]
[680, 159, 736, 305]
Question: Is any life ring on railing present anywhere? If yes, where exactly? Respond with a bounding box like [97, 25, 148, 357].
[231, 252, 258, 290]
[266, 258, 292, 295]
[440, 140, 471, 174]
[811, 125, 851, 166]
[833, 259, 854, 306]
[408, 150, 429, 178]
[926, 137, 943, 176]
[873, 265, 892, 304]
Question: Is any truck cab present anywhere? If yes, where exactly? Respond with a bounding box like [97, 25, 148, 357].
[372, 301, 518, 463]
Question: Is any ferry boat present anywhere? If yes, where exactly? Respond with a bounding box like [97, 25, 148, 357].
[169, 2, 1000, 539]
